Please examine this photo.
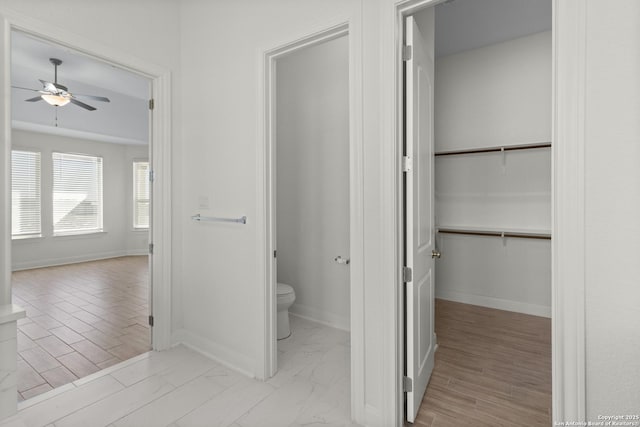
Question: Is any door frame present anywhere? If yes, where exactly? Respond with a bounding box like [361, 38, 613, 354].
[0, 11, 173, 349]
[390, 0, 587, 424]
[258, 19, 365, 418]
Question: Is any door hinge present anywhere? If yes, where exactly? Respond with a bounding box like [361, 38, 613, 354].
[149, 243, 154, 255]
[149, 99, 155, 110]
[148, 315, 154, 327]
[402, 156, 413, 172]
[403, 266, 412, 283]
[149, 170, 155, 183]
[403, 376, 413, 393]
[274, 250, 277, 258]
[402, 45, 412, 61]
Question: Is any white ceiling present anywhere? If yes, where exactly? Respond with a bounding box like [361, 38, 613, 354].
[431, 0, 552, 58]
[11, 31, 150, 145]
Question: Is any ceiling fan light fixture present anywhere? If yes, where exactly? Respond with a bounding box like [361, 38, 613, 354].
[41, 93, 70, 107]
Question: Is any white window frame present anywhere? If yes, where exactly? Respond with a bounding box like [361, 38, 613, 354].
[11, 149, 42, 240]
[133, 160, 150, 230]
[52, 151, 104, 236]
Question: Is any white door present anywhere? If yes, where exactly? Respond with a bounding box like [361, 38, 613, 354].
[405, 12, 436, 423]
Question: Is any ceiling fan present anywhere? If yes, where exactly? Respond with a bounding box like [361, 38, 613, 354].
[12, 57, 110, 111]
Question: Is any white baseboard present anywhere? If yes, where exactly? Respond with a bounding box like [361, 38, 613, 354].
[126, 249, 149, 256]
[435, 290, 551, 318]
[11, 250, 133, 271]
[171, 328, 254, 378]
[364, 404, 382, 426]
[289, 302, 350, 331]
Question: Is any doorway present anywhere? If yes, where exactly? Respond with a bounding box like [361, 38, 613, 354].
[5, 22, 170, 400]
[262, 22, 364, 419]
[274, 34, 350, 337]
[271, 32, 351, 361]
[401, 0, 553, 424]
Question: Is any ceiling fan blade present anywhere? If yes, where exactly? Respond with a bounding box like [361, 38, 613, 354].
[12, 86, 41, 92]
[53, 82, 68, 92]
[39, 79, 69, 93]
[72, 93, 110, 103]
[39, 79, 58, 93]
[25, 96, 43, 102]
[69, 98, 96, 111]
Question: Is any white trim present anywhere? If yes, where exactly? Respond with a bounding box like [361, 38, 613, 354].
[149, 67, 172, 352]
[0, 3, 172, 372]
[435, 291, 551, 318]
[257, 17, 365, 423]
[171, 329, 254, 378]
[12, 120, 147, 146]
[289, 305, 350, 332]
[11, 250, 146, 271]
[126, 249, 148, 257]
[18, 351, 151, 409]
[0, 304, 25, 325]
[551, 0, 586, 422]
[0, 16, 10, 306]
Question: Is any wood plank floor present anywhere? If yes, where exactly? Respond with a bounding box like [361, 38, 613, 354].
[414, 299, 551, 427]
[11, 256, 150, 401]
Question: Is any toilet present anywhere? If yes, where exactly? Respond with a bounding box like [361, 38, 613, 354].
[277, 283, 296, 339]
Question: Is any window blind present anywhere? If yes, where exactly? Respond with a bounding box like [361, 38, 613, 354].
[53, 152, 103, 235]
[133, 161, 150, 229]
[11, 150, 41, 238]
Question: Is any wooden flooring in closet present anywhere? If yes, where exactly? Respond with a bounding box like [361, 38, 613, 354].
[415, 299, 551, 427]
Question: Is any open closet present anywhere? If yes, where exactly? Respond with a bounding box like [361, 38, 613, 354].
[408, 0, 552, 424]
[433, 23, 552, 316]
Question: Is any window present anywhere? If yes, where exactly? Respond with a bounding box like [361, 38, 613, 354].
[53, 152, 103, 235]
[11, 150, 41, 238]
[133, 161, 150, 229]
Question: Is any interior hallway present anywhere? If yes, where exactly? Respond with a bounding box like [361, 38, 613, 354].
[415, 299, 552, 426]
[0, 316, 355, 427]
[11, 256, 150, 401]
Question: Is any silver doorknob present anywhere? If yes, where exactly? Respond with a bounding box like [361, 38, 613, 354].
[334, 256, 350, 265]
[431, 249, 441, 259]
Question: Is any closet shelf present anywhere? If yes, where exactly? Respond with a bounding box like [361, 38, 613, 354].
[437, 225, 551, 240]
[434, 142, 551, 157]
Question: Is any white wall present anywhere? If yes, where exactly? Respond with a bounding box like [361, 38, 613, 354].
[11, 130, 148, 270]
[583, 0, 640, 418]
[435, 31, 552, 151]
[434, 31, 552, 317]
[178, 0, 359, 370]
[177, 2, 397, 424]
[276, 36, 350, 331]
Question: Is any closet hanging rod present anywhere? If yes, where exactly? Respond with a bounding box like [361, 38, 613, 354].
[191, 213, 247, 224]
[438, 228, 551, 240]
[434, 142, 551, 157]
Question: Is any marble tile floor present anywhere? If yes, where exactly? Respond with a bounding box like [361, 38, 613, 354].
[0, 315, 360, 427]
[11, 257, 151, 401]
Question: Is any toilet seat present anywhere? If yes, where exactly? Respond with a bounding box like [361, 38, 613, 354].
[277, 283, 294, 295]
